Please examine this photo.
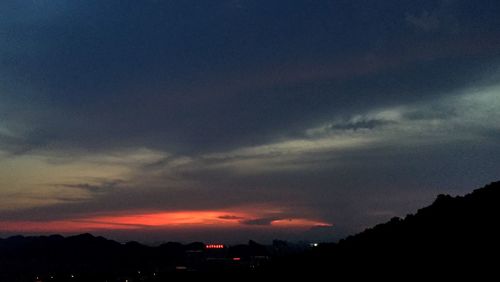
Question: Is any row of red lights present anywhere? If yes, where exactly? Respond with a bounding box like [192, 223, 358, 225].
[205, 244, 224, 249]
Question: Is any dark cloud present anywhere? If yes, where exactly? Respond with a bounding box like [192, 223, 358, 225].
[52, 180, 123, 194]
[240, 217, 281, 226]
[314, 119, 395, 133]
[218, 215, 245, 220]
[0, 0, 499, 155]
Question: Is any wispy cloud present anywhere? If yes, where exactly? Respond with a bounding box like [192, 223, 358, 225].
[3, 83, 499, 217]
[405, 0, 459, 33]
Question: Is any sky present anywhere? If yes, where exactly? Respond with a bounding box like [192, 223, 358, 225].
[1, 0, 500, 244]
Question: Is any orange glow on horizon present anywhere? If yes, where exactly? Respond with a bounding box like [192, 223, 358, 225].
[0, 208, 332, 233]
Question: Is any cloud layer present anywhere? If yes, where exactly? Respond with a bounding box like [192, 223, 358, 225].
[1, 0, 500, 242]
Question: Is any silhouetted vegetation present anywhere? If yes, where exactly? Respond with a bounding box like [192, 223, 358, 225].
[277, 181, 500, 277]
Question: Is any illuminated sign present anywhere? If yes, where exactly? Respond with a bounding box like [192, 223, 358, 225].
[205, 244, 224, 249]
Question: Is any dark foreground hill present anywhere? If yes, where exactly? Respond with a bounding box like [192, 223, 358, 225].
[1, 180, 499, 280]
[287, 180, 500, 276]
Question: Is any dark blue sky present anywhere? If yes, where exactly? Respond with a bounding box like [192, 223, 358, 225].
[1, 0, 500, 243]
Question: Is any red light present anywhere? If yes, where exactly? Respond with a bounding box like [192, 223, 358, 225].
[205, 244, 224, 249]
[232, 257, 241, 261]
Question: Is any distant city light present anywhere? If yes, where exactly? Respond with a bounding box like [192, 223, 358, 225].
[233, 257, 241, 261]
[206, 244, 224, 249]
[311, 243, 319, 247]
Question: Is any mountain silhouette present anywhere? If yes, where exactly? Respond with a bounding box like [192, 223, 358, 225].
[1, 181, 499, 280]
[0, 234, 270, 281]
[282, 180, 500, 277]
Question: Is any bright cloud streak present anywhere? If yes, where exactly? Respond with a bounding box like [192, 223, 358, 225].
[167, 84, 500, 175]
[0, 209, 332, 233]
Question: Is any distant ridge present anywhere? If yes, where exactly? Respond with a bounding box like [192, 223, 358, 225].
[0, 232, 269, 280]
[1, 181, 499, 279]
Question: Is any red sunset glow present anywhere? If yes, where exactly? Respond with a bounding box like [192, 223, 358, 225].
[0, 209, 332, 233]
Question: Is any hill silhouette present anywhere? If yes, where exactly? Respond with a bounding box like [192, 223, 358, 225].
[283, 180, 500, 276]
[0, 233, 271, 281]
[1, 181, 499, 280]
